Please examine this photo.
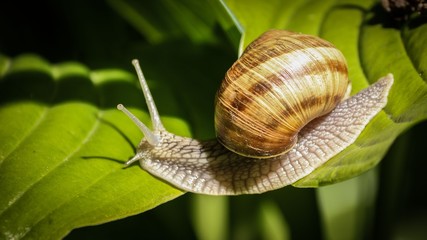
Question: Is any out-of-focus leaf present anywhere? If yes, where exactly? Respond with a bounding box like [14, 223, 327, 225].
[107, 0, 219, 44]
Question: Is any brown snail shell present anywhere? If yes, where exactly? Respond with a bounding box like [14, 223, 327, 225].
[117, 30, 394, 195]
[215, 30, 350, 158]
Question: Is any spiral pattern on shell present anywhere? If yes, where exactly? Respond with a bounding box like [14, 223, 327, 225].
[215, 30, 350, 158]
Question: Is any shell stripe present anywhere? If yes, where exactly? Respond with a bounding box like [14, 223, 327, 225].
[226, 33, 338, 82]
[224, 50, 348, 112]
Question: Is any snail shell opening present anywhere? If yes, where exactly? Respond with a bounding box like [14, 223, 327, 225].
[215, 30, 350, 158]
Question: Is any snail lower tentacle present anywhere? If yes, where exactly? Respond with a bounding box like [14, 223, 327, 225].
[117, 30, 394, 195]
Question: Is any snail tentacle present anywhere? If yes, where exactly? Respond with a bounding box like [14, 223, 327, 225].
[131, 59, 165, 132]
[117, 60, 165, 161]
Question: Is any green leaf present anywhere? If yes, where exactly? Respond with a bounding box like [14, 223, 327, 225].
[0, 54, 184, 239]
[0, 33, 234, 238]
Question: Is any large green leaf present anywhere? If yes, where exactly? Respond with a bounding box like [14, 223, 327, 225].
[0, 54, 186, 239]
[0, 38, 234, 239]
[1, 0, 427, 239]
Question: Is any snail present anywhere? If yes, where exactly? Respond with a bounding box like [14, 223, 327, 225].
[117, 30, 394, 195]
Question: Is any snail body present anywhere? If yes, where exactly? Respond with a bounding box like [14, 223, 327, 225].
[117, 30, 393, 195]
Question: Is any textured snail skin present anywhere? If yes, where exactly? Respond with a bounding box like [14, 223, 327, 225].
[118, 60, 393, 195]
